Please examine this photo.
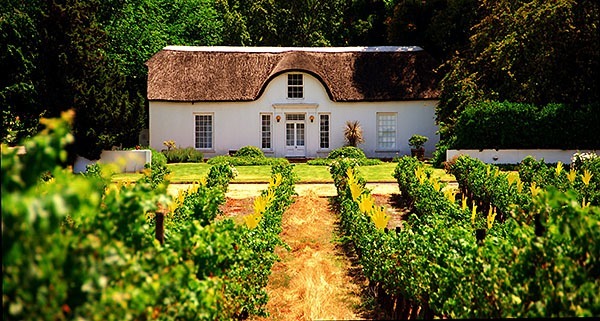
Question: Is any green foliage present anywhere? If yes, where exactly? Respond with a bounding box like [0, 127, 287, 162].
[517, 154, 600, 206]
[408, 134, 428, 149]
[138, 148, 170, 189]
[207, 155, 289, 166]
[431, 141, 449, 168]
[312, 146, 382, 166]
[205, 163, 238, 193]
[453, 101, 600, 149]
[328, 146, 367, 160]
[333, 155, 600, 318]
[216, 0, 346, 46]
[2, 114, 299, 320]
[162, 147, 204, 163]
[437, 0, 599, 146]
[105, 0, 223, 79]
[234, 145, 265, 158]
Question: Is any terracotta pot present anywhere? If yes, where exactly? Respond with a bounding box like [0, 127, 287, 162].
[411, 147, 425, 160]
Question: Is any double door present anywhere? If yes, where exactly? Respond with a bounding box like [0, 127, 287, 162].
[285, 113, 305, 157]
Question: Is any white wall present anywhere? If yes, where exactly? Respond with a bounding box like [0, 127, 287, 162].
[149, 72, 439, 158]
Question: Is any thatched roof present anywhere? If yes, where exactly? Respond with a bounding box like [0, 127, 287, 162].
[146, 46, 440, 102]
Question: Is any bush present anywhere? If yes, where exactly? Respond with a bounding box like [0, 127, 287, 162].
[234, 146, 265, 158]
[207, 155, 288, 166]
[408, 134, 428, 149]
[138, 148, 170, 188]
[327, 146, 367, 160]
[162, 147, 204, 163]
[307, 146, 383, 166]
[454, 101, 600, 149]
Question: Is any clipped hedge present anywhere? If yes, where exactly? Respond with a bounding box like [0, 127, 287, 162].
[307, 146, 383, 166]
[234, 146, 265, 158]
[207, 155, 289, 166]
[454, 101, 599, 149]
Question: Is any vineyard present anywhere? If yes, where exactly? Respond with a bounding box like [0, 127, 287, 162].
[2, 112, 599, 320]
[2, 112, 297, 320]
[331, 154, 599, 318]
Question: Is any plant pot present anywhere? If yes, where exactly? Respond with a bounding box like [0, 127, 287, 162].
[411, 148, 425, 160]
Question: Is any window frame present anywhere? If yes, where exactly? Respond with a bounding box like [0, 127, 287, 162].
[318, 113, 330, 150]
[287, 73, 304, 99]
[376, 112, 397, 150]
[194, 113, 214, 150]
[260, 113, 273, 151]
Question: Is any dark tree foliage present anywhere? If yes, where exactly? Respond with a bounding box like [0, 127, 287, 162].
[2, 0, 598, 156]
[1, 0, 143, 160]
[437, 0, 599, 144]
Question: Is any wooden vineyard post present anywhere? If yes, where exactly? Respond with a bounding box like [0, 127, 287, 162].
[155, 210, 165, 244]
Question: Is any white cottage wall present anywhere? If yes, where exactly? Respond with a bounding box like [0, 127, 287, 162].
[149, 72, 439, 158]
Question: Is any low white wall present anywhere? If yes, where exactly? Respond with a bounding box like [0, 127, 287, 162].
[446, 149, 597, 165]
[73, 150, 152, 173]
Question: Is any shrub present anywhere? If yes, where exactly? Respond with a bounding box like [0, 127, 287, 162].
[327, 146, 367, 160]
[307, 146, 382, 166]
[207, 155, 288, 166]
[234, 146, 265, 158]
[162, 147, 204, 163]
[408, 134, 428, 149]
[453, 101, 600, 149]
[139, 148, 170, 188]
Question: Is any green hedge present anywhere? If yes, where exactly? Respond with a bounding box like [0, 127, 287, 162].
[207, 155, 289, 166]
[162, 147, 204, 163]
[307, 146, 383, 166]
[454, 101, 599, 149]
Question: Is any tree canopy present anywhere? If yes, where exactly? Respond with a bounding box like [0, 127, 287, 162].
[1, 0, 598, 157]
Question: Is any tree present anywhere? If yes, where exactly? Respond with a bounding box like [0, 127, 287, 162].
[436, 0, 599, 143]
[216, 0, 347, 46]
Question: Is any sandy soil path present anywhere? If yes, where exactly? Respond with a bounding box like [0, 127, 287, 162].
[168, 182, 400, 198]
[250, 191, 374, 320]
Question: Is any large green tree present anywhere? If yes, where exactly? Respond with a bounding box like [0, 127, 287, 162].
[216, 0, 347, 46]
[436, 0, 599, 139]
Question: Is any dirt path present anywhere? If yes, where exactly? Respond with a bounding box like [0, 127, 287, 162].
[168, 182, 400, 199]
[250, 190, 373, 320]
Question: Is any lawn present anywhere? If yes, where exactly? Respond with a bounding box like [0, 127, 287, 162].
[112, 161, 456, 183]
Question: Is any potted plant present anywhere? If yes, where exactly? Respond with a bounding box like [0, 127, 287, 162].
[408, 134, 428, 160]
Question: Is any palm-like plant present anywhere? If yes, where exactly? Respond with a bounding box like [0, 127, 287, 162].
[344, 120, 365, 147]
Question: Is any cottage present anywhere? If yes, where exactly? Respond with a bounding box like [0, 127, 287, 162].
[146, 46, 440, 159]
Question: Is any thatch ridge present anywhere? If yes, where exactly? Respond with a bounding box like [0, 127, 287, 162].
[146, 46, 440, 102]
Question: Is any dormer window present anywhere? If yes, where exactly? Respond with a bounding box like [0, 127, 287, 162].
[287, 74, 303, 99]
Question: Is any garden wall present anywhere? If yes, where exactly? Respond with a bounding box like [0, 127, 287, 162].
[73, 150, 151, 173]
[446, 149, 597, 165]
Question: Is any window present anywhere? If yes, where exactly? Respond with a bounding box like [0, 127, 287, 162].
[261, 114, 272, 150]
[377, 113, 397, 149]
[287, 74, 303, 98]
[319, 114, 330, 149]
[195, 114, 213, 149]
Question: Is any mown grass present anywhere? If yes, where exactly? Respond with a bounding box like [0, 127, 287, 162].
[111, 161, 456, 183]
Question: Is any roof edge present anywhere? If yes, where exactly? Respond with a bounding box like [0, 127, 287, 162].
[162, 45, 423, 53]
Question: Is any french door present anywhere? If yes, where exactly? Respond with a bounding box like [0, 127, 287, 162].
[285, 113, 306, 157]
